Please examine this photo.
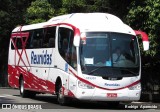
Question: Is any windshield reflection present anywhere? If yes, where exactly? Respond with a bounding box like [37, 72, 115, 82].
[80, 32, 140, 77]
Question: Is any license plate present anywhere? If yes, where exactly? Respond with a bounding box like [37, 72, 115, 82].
[107, 93, 117, 98]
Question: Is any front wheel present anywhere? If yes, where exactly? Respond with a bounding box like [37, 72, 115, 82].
[57, 83, 68, 105]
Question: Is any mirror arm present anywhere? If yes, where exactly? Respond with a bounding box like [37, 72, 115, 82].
[134, 30, 149, 51]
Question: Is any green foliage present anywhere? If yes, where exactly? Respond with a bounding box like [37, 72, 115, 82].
[126, 0, 160, 64]
[25, 0, 55, 24]
[58, 0, 109, 14]
[109, 0, 133, 20]
[62, 0, 85, 13]
[0, 10, 10, 37]
[0, 0, 32, 86]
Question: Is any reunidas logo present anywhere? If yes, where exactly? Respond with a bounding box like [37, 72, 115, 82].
[31, 50, 52, 65]
[105, 83, 120, 86]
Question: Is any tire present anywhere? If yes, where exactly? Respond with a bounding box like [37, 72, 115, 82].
[20, 77, 28, 98]
[57, 83, 68, 105]
[20, 77, 36, 98]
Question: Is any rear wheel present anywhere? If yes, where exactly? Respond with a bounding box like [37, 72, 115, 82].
[20, 77, 28, 98]
[19, 77, 36, 98]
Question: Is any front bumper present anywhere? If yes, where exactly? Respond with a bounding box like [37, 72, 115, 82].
[75, 87, 141, 101]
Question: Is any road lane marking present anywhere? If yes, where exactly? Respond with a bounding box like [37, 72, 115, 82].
[132, 101, 147, 104]
[0, 94, 14, 98]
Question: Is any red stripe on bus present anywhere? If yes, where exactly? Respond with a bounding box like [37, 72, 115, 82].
[69, 69, 140, 91]
[11, 32, 29, 37]
[11, 26, 31, 68]
[8, 65, 75, 97]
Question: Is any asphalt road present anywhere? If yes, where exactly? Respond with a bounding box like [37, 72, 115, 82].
[0, 88, 160, 112]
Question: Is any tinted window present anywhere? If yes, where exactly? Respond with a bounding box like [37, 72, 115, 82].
[11, 38, 16, 50]
[30, 29, 43, 48]
[43, 27, 56, 48]
[25, 31, 33, 49]
[11, 38, 22, 49]
[58, 27, 77, 69]
[11, 27, 56, 49]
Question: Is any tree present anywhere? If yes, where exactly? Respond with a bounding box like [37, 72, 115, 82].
[57, 0, 109, 14]
[25, 0, 55, 24]
[109, 0, 133, 20]
[0, 0, 33, 86]
[126, 0, 160, 63]
[126, 0, 160, 96]
[54, 0, 133, 21]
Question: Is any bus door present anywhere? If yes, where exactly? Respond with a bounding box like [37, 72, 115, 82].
[56, 25, 77, 95]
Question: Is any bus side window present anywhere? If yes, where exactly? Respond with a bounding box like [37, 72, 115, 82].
[25, 30, 33, 49]
[58, 27, 77, 69]
[16, 37, 27, 49]
[11, 38, 16, 50]
[11, 32, 31, 49]
[43, 26, 56, 48]
[16, 38, 22, 49]
[30, 29, 43, 48]
[58, 27, 69, 59]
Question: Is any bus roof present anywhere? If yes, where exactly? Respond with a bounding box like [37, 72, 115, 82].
[12, 13, 135, 35]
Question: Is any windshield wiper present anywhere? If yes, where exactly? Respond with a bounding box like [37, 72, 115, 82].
[88, 66, 106, 75]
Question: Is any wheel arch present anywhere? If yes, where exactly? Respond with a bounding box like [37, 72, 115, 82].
[55, 76, 63, 94]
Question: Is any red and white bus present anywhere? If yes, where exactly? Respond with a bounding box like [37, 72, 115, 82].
[8, 13, 149, 105]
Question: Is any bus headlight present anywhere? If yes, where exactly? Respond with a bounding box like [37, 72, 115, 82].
[129, 83, 141, 90]
[78, 81, 95, 89]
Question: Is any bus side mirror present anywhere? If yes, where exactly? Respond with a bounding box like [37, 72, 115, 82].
[134, 30, 149, 51]
[73, 28, 80, 47]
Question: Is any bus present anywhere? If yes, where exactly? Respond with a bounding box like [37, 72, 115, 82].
[8, 13, 149, 105]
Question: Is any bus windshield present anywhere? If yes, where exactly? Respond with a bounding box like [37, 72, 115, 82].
[80, 32, 140, 77]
